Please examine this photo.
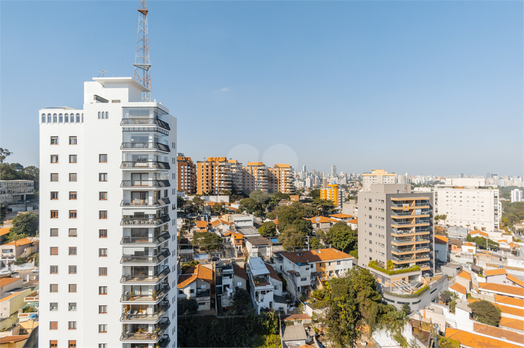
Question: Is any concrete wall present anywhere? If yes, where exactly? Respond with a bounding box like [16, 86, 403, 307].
[382, 276, 449, 311]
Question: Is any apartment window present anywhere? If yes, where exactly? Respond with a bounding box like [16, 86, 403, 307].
[68, 303, 77, 311]
[69, 155, 77, 163]
[99, 173, 107, 182]
[99, 305, 107, 314]
[50, 265, 58, 274]
[69, 247, 77, 255]
[50, 247, 58, 255]
[99, 154, 107, 163]
[99, 267, 107, 276]
[50, 321, 58, 330]
[69, 210, 77, 219]
[50, 303, 58, 311]
[69, 265, 77, 274]
[69, 284, 77, 293]
[51, 155, 59, 163]
[69, 173, 77, 182]
[98, 345, 107, 348]
[51, 210, 58, 219]
[99, 210, 107, 219]
[50, 192, 58, 200]
[50, 341, 58, 348]
[99, 229, 107, 238]
[69, 340, 77, 348]
[69, 228, 77, 237]
[50, 228, 58, 237]
[51, 173, 59, 182]
[51, 136, 58, 145]
[98, 324, 107, 333]
[68, 321, 77, 330]
[99, 286, 107, 295]
[69, 136, 77, 145]
[99, 192, 107, 200]
[99, 248, 107, 257]
[69, 191, 77, 200]
[50, 284, 58, 293]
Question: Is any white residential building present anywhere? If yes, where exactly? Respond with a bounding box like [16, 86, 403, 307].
[39, 77, 177, 348]
[246, 257, 286, 314]
[434, 178, 500, 232]
[362, 169, 396, 192]
[511, 189, 523, 203]
[0, 180, 35, 204]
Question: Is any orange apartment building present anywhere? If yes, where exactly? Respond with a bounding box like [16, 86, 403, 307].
[177, 154, 196, 194]
[243, 162, 269, 193]
[269, 164, 295, 194]
[196, 157, 237, 195]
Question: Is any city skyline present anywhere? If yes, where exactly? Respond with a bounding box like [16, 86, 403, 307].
[1, 1, 522, 175]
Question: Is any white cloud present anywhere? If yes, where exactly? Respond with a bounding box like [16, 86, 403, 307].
[219, 87, 230, 92]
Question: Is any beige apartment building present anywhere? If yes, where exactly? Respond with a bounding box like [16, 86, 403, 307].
[243, 162, 269, 193]
[228, 159, 244, 194]
[362, 169, 396, 192]
[177, 154, 196, 194]
[358, 184, 435, 275]
[196, 157, 233, 195]
[268, 164, 295, 194]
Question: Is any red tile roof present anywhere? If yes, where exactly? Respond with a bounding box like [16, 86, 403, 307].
[479, 283, 524, 297]
[473, 323, 524, 345]
[282, 248, 353, 265]
[0, 336, 28, 344]
[0, 277, 20, 288]
[445, 328, 522, 348]
[450, 283, 467, 295]
[485, 268, 507, 277]
[457, 270, 471, 281]
[265, 263, 281, 282]
[507, 274, 524, 288]
[177, 265, 213, 288]
[233, 264, 247, 280]
[5, 237, 35, 247]
[500, 317, 524, 332]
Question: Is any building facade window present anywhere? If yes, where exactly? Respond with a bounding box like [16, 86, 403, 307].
[69, 228, 77, 237]
[51, 210, 58, 219]
[98, 324, 107, 333]
[99, 286, 107, 295]
[51, 173, 59, 182]
[69, 247, 77, 255]
[99, 211, 107, 219]
[50, 265, 58, 274]
[69, 265, 77, 274]
[50, 341, 58, 348]
[50, 284, 58, 293]
[50, 303, 58, 311]
[99, 192, 107, 200]
[69, 155, 77, 163]
[68, 303, 77, 311]
[50, 321, 58, 330]
[69, 210, 77, 219]
[99, 229, 107, 238]
[51, 136, 58, 145]
[99, 154, 107, 163]
[99, 267, 107, 276]
[69, 284, 77, 293]
[99, 173, 108, 182]
[69, 136, 77, 145]
[99, 305, 107, 314]
[68, 340, 76, 348]
[51, 155, 59, 163]
[50, 247, 58, 255]
[68, 321, 76, 330]
[69, 173, 77, 182]
[99, 248, 107, 257]
[69, 191, 77, 200]
[50, 192, 58, 200]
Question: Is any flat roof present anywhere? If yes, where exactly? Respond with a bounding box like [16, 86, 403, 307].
[282, 324, 308, 341]
[248, 257, 269, 276]
[93, 77, 149, 92]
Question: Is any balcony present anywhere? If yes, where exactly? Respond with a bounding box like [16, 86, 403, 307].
[121, 232, 170, 246]
[121, 284, 170, 303]
[121, 197, 170, 207]
[196, 289, 210, 298]
[120, 267, 170, 284]
[121, 249, 170, 265]
[120, 300, 170, 322]
[391, 219, 430, 228]
[121, 180, 170, 189]
[392, 237, 431, 245]
[392, 245, 431, 254]
[121, 215, 170, 227]
[392, 253, 430, 263]
[121, 142, 170, 152]
[121, 161, 170, 170]
[391, 211, 430, 218]
[120, 318, 170, 341]
[121, 117, 170, 131]
[391, 201, 430, 209]
[391, 228, 430, 236]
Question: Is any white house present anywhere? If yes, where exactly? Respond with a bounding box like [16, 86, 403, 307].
[245, 236, 272, 258]
[177, 265, 213, 311]
[246, 257, 287, 314]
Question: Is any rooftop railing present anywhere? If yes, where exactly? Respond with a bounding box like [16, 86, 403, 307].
[120, 249, 170, 264]
[121, 161, 170, 170]
[121, 142, 170, 152]
[120, 266, 170, 284]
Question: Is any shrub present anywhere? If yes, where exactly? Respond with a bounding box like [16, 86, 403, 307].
[469, 300, 501, 326]
[368, 260, 420, 275]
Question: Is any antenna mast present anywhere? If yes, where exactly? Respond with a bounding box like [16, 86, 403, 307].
[133, 0, 151, 102]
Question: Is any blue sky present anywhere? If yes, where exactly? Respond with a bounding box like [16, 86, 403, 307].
[0, 1, 522, 175]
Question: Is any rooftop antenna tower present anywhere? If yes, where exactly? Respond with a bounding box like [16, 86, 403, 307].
[133, 0, 151, 102]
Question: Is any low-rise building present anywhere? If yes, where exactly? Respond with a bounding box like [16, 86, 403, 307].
[177, 264, 213, 311]
[281, 248, 354, 300]
[245, 236, 272, 259]
[246, 257, 286, 314]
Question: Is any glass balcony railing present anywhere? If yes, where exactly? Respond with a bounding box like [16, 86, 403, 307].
[392, 253, 430, 262]
[120, 318, 170, 341]
[120, 267, 170, 284]
[121, 161, 170, 170]
[121, 118, 170, 131]
[120, 300, 170, 322]
[121, 142, 170, 152]
[121, 284, 170, 302]
[121, 197, 170, 207]
[121, 215, 170, 226]
[120, 232, 170, 245]
[120, 249, 170, 264]
[121, 180, 170, 188]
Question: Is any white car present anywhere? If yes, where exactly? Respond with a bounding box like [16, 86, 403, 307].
[31, 268, 39, 273]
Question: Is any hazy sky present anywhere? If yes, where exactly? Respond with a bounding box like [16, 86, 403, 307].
[0, 1, 522, 176]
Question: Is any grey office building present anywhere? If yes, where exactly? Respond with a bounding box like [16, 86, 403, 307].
[358, 184, 435, 276]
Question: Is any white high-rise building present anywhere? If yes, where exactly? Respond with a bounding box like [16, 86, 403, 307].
[511, 188, 523, 203]
[39, 77, 177, 348]
[434, 178, 500, 232]
[362, 169, 396, 192]
[331, 165, 337, 177]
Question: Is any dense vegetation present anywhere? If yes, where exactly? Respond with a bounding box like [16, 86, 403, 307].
[0, 149, 39, 197]
[310, 267, 408, 347]
[466, 234, 499, 250]
[4, 212, 39, 242]
[192, 232, 223, 251]
[469, 300, 501, 326]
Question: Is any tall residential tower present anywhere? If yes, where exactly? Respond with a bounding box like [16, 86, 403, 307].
[39, 77, 177, 348]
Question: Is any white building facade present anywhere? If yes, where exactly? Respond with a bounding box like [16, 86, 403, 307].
[434, 178, 500, 232]
[39, 77, 177, 348]
[511, 188, 523, 203]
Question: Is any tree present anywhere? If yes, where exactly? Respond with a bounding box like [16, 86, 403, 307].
[325, 222, 357, 252]
[278, 225, 307, 251]
[265, 212, 276, 220]
[439, 290, 458, 305]
[250, 190, 271, 205]
[402, 303, 411, 316]
[9, 212, 39, 239]
[469, 300, 502, 326]
[212, 203, 224, 215]
[349, 250, 358, 259]
[231, 288, 251, 314]
[449, 300, 457, 313]
[178, 298, 198, 315]
[258, 221, 277, 237]
[239, 198, 263, 215]
[177, 196, 186, 210]
[467, 234, 499, 250]
[0, 148, 12, 178]
[192, 195, 205, 213]
[312, 198, 336, 215]
[181, 260, 198, 272]
[309, 236, 322, 250]
[309, 189, 320, 200]
[192, 232, 223, 251]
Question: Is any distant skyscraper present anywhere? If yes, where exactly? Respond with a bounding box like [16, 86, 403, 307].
[511, 189, 523, 203]
[331, 165, 337, 177]
[302, 165, 307, 173]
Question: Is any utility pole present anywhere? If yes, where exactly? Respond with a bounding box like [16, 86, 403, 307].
[133, 0, 151, 101]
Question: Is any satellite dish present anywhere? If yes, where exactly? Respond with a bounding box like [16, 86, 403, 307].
[315, 217, 321, 223]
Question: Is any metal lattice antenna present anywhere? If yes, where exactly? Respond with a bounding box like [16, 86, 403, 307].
[133, 0, 151, 102]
